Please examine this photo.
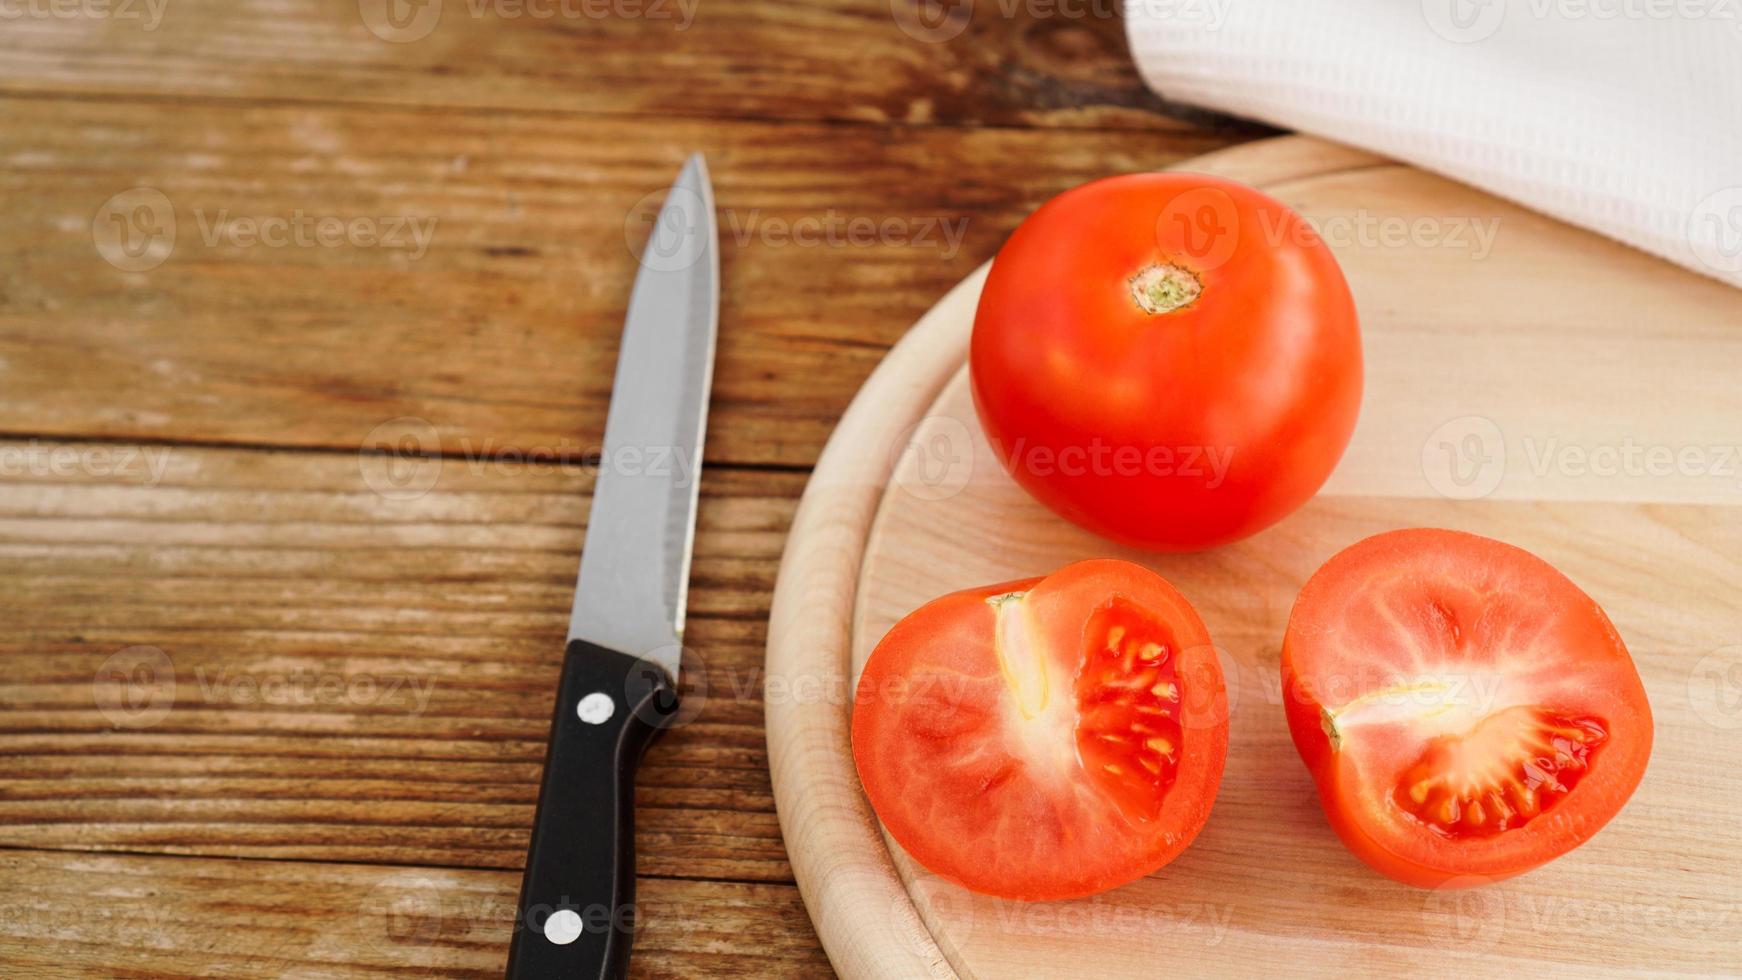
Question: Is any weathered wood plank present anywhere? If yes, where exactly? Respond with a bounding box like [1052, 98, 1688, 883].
[0, 0, 1257, 133]
[0, 6, 1258, 976]
[0, 97, 1233, 465]
[0, 848, 832, 978]
[0, 440, 802, 881]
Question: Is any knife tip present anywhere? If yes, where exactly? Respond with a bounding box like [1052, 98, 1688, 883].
[681, 152, 710, 185]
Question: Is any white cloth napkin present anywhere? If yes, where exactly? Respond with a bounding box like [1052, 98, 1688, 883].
[1124, 0, 1742, 289]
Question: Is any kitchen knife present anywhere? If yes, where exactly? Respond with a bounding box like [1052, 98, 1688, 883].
[505, 154, 718, 979]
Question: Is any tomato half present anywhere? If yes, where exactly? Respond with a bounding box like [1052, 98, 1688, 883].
[1282, 529, 1652, 887]
[970, 172, 1362, 551]
[851, 559, 1228, 900]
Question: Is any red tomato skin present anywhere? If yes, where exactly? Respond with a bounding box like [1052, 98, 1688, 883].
[1281, 529, 1654, 888]
[850, 559, 1228, 901]
[970, 172, 1362, 551]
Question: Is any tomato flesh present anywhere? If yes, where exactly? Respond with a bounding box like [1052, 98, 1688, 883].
[852, 560, 1227, 900]
[1283, 529, 1652, 887]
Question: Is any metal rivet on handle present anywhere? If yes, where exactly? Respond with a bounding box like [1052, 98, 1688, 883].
[576, 692, 615, 725]
[544, 908, 583, 945]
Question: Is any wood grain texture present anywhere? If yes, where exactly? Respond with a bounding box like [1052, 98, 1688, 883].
[0, 1, 1259, 975]
[0, 96, 1229, 466]
[0, 848, 831, 977]
[766, 137, 1742, 979]
[0, 439, 799, 880]
[0, 0, 1262, 132]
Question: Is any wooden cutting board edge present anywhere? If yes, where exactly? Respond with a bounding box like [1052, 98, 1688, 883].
[763, 136, 1391, 980]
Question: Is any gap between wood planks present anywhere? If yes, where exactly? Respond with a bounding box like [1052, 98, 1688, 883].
[0, 86, 1265, 139]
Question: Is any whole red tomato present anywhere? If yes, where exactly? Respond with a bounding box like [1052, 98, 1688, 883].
[970, 173, 1362, 550]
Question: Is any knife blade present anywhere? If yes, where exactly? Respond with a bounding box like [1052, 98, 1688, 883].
[567, 153, 718, 669]
[506, 154, 718, 980]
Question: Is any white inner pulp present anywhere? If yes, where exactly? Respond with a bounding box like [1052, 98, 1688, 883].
[988, 592, 1078, 773]
[1320, 671, 1521, 748]
[1129, 263, 1202, 315]
[990, 592, 1048, 719]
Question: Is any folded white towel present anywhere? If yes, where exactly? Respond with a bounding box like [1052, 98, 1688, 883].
[1124, 0, 1742, 288]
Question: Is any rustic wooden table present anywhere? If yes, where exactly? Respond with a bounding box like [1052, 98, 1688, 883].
[0, 3, 1260, 975]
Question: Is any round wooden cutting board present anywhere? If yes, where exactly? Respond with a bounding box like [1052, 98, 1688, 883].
[764, 136, 1742, 979]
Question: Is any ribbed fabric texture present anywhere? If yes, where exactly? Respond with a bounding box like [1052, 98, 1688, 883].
[1124, 0, 1742, 288]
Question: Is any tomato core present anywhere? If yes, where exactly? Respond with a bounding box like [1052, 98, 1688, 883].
[1392, 707, 1609, 839]
[985, 590, 1187, 824]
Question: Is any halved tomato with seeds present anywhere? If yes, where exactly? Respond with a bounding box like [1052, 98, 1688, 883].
[851, 559, 1228, 900]
[1282, 529, 1653, 887]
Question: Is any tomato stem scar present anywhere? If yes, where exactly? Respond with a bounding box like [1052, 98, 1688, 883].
[1129, 262, 1202, 315]
[1320, 707, 1342, 751]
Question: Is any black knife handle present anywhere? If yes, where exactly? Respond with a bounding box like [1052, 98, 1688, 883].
[506, 639, 677, 980]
